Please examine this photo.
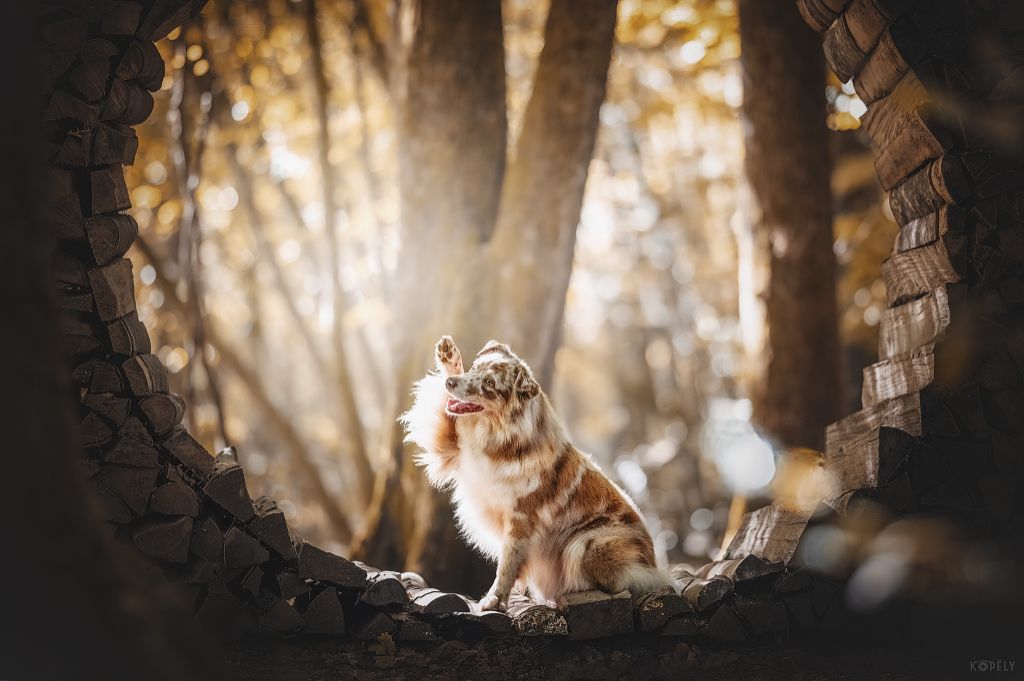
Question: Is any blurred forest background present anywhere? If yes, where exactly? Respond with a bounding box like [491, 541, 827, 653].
[126, 0, 898, 592]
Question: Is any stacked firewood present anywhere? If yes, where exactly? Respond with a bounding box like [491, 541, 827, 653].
[42, 0, 1023, 652]
[711, 0, 1024, 626]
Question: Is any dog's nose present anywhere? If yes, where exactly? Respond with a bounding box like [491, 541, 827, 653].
[445, 377, 458, 390]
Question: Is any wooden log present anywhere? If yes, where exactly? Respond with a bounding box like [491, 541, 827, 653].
[823, 16, 866, 82]
[678, 577, 733, 612]
[240, 564, 263, 596]
[874, 108, 946, 191]
[203, 461, 256, 521]
[705, 603, 748, 642]
[299, 587, 345, 635]
[139, 0, 198, 41]
[90, 480, 133, 523]
[661, 614, 699, 636]
[101, 78, 155, 125]
[894, 205, 963, 253]
[54, 251, 88, 287]
[881, 240, 959, 306]
[349, 610, 397, 641]
[160, 425, 214, 476]
[400, 571, 469, 614]
[89, 361, 124, 393]
[140, 393, 185, 435]
[248, 496, 296, 560]
[862, 344, 934, 407]
[724, 503, 814, 564]
[133, 516, 193, 563]
[223, 526, 270, 568]
[190, 516, 224, 562]
[47, 193, 85, 240]
[82, 391, 130, 426]
[116, 414, 155, 446]
[701, 555, 785, 586]
[89, 165, 132, 215]
[774, 568, 814, 594]
[825, 395, 921, 507]
[796, 0, 851, 33]
[861, 71, 930, 149]
[393, 613, 439, 641]
[121, 353, 168, 395]
[259, 600, 304, 636]
[557, 590, 632, 640]
[68, 58, 111, 102]
[55, 128, 92, 167]
[297, 542, 367, 589]
[876, 284, 946, 356]
[358, 568, 409, 610]
[101, 1, 143, 34]
[86, 214, 138, 266]
[844, 0, 892, 54]
[454, 609, 513, 637]
[149, 480, 199, 516]
[92, 123, 139, 166]
[853, 24, 918, 103]
[95, 463, 159, 514]
[45, 89, 100, 127]
[507, 593, 568, 636]
[889, 156, 971, 226]
[103, 435, 159, 468]
[108, 312, 151, 355]
[277, 570, 311, 600]
[87, 257, 135, 321]
[733, 596, 789, 637]
[115, 40, 165, 91]
[59, 290, 95, 314]
[634, 586, 689, 631]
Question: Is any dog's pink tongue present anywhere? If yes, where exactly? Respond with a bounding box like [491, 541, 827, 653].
[447, 397, 483, 414]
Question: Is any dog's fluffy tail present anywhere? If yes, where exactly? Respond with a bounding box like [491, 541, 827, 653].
[618, 564, 675, 595]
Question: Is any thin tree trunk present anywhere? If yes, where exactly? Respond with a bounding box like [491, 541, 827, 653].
[489, 0, 619, 388]
[737, 0, 840, 450]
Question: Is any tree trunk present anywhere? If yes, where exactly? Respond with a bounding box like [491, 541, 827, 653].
[489, 0, 619, 388]
[737, 0, 840, 450]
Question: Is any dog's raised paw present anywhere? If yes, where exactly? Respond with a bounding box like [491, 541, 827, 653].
[435, 335, 463, 375]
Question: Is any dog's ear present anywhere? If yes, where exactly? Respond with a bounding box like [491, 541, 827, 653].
[477, 339, 512, 358]
[514, 368, 539, 400]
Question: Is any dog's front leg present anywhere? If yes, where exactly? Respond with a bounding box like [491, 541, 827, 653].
[435, 335, 464, 377]
[480, 526, 530, 612]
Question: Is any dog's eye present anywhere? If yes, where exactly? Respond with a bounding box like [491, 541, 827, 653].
[484, 377, 495, 389]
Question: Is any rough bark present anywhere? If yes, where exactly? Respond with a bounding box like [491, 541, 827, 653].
[489, 0, 619, 387]
[738, 0, 841, 450]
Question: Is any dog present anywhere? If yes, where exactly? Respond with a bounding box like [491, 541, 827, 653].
[401, 336, 669, 612]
